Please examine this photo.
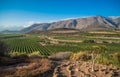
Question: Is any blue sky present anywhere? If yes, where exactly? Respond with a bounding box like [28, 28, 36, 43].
[0, 0, 120, 31]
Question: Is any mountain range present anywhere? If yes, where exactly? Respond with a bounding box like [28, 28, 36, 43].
[21, 16, 120, 33]
[1, 16, 119, 34]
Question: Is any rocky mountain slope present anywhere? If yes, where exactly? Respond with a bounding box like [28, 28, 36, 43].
[21, 16, 120, 33]
[113, 17, 120, 28]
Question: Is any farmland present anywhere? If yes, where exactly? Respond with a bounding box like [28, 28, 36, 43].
[1, 34, 52, 56]
[0, 30, 120, 77]
[0, 30, 120, 57]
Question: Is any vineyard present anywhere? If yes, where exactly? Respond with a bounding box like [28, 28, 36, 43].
[2, 35, 53, 56]
[0, 34, 82, 57]
[1, 31, 120, 57]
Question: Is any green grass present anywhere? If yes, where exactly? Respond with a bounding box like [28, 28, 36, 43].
[54, 35, 120, 41]
[45, 45, 80, 53]
[64, 42, 120, 52]
[78, 43, 120, 52]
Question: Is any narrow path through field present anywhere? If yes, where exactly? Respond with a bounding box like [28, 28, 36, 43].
[47, 37, 82, 43]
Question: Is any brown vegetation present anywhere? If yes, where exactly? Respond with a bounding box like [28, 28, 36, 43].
[53, 60, 120, 77]
[0, 58, 52, 77]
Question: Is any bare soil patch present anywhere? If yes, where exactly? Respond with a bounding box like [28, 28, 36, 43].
[0, 59, 120, 77]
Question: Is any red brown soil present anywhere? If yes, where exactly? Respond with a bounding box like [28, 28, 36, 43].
[53, 60, 120, 77]
[0, 59, 120, 77]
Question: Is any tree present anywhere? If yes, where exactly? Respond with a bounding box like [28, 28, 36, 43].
[0, 40, 8, 56]
[88, 45, 107, 72]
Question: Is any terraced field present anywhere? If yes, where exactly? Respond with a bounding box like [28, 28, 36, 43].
[53, 31, 120, 42]
[0, 30, 120, 77]
[44, 30, 120, 52]
[1, 30, 120, 57]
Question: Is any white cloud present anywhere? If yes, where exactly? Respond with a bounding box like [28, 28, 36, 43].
[24, 21, 35, 28]
[0, 25, 24, 31]
[108, 16, 120, 19]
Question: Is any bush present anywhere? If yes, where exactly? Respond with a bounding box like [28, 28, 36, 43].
[10, 52, 24, 57]
[96, 52, 120, 67]
[0, 52, 28, 66]
[0, 56, 13, 66]
[83, 40, 96, 43]
[102, 41, 109, 43]
[0, 40, 8, 56]
[70, 51, 91, 61]
[96, 57, 113, 65]
[28, 51, 41, 58]
[113, 52, 120, 67]
[10, 51, 28, 59]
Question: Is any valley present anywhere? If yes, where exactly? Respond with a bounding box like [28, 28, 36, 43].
[0, 29, 120, 77]
[1, 0, 120, 76]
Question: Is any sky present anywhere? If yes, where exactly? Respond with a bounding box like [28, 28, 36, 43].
[0, 0, 120, 31]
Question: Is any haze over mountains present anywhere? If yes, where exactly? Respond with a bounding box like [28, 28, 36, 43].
[21, 16, 120, 33]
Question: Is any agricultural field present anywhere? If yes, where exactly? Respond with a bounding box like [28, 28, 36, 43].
[1, 30, 120, 57]
[53, 31, 120, 42]
[44, 30, 120, 53]
[0, 30, 120, 77]
[1, 34, 52, 56]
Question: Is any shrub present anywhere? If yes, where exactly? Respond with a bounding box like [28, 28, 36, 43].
[0, 40, 8, 56]
[102, 41, 109, 43]
[83, 39, 96, 43]
[0, 56, 13, 66]
[87, 45, 107, 71]
[96, 51, 120, 67]
[113, 52, 120, 67]
[10, 52, 25, 57]
[96, 57, 113, 65]
[28, 51, 41, 58]
[70, 51, 91, 61]
[10, 51, 28, 59]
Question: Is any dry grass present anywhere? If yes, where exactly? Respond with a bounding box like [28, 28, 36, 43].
[70, 51, 91, 61]
[89, 31, 117, 34]
[0, 58, 52, 77]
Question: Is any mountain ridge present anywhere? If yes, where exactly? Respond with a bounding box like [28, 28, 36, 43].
[21, 16, 120, 33]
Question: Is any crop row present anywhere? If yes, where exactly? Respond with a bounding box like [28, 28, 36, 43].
[5, 37, 53, 56]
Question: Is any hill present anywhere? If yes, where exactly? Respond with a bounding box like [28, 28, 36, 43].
[0, 30, 20, 34]
[21, 16, 120, 33]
